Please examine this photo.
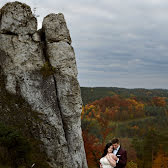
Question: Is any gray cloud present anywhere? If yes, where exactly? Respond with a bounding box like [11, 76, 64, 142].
[1, 0, 168, 89]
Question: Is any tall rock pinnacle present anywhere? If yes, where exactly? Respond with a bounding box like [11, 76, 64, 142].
[0, 1, 88, 168]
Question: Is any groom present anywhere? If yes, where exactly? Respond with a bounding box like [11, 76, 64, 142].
[112, 138, 127, 168]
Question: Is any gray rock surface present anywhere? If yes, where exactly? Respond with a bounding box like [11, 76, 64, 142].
[47, 41, 87, 168]
[42, 13, 71, 44]
[0, 1, 87, 168]
[0, 1, 37, 35]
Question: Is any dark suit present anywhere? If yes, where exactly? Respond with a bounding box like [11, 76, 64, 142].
[114, 146, 127, 168]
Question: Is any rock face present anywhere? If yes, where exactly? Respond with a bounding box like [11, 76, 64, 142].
[42, 13, 71, 44]
[0, 1, 87, 168]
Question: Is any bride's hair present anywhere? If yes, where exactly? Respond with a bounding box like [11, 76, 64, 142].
[102, 142, 113, 157]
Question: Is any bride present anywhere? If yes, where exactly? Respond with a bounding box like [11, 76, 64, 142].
[100, 142, 118, 168]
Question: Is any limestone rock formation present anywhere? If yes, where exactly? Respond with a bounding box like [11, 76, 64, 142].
[42, 13, 71, 44]
[0, 1, 87, 168]
[0, 1, 37, 35]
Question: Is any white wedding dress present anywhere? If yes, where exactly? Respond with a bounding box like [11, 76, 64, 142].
[100, 157, 114, 168]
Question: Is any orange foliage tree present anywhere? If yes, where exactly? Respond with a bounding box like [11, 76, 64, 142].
[152, 148, 168, 168]
[152, 97, 167, 107]
[91, 95, 145, 121]
[81, 104, 113, 167]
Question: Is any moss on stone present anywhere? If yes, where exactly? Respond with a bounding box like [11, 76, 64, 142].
[40, 61, 56, 78]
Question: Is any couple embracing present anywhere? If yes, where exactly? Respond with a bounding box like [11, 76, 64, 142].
[100, 138, 127, 168]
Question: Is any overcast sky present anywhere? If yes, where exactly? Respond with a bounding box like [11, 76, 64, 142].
[1, 0, 168, 89]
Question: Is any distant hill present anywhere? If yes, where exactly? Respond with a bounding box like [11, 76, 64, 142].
[80, 87, 168, 105]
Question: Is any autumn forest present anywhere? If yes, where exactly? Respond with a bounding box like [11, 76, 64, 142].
[81, 87, 168, 168]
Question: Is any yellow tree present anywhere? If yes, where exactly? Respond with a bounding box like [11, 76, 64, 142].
[152, 149, 168, 168]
